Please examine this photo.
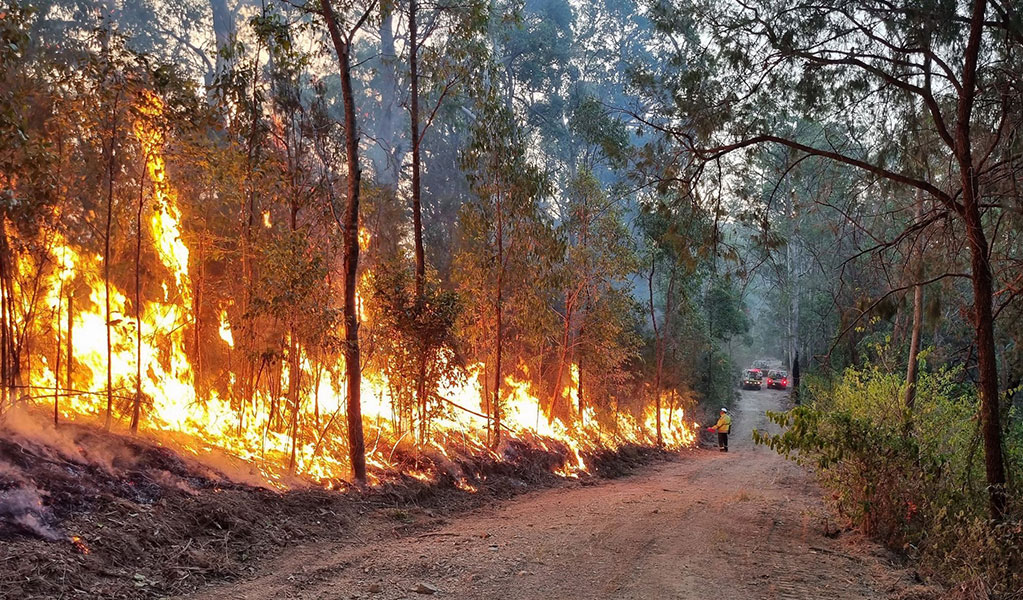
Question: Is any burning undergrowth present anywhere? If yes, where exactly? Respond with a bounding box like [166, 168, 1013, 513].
[0, 413, 677, 600]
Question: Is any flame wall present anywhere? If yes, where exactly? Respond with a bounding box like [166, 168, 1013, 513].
[5, 93, 696, 487]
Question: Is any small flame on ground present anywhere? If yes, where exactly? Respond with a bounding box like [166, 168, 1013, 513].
[455, 479, 479, 493]
[70, 536, 90, 554]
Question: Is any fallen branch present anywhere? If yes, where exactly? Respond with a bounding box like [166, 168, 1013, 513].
[432, 393, 515, 433]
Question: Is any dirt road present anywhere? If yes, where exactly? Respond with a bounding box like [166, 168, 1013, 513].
[183, 389, 922, 600]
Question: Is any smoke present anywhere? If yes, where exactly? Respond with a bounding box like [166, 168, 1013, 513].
[0, 461, 66, 542]
[3, 403, 276, 492]
[1, 407, 91, 466]
[149, 469, 200, 495]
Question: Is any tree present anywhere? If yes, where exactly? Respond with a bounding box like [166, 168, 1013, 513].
[637, 197, 710, 445]
[458, 95, 555, 447]
[0, 4, 59, 413]
[550, 168, 639, 421]
[318, 0, 377, 484]
[646, 0, 1020, 519]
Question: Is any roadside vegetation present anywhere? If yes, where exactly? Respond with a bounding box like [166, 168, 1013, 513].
[755, 345, 1023, 596]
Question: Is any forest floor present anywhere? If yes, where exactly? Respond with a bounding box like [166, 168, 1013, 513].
[181, 388, 944, 600]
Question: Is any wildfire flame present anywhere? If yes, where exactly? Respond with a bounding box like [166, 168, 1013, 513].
[218, 310, 234, 348]
[14, 92, 697, 488]
[70, 536, 90, 555]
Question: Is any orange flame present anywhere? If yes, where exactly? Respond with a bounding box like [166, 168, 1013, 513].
[17, 91, 696, 488]
[70, 536, 90, 555]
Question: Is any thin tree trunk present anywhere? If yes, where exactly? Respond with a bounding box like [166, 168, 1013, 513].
[904, 189, 924, 421]
[131, 154, 145, 434]
[492, 189, 504, 449]
[577, 350, 584, 417]
[287, 332, 301, 475]
[66, 292, 73, 400]
[313, 358, 322, 430]
[792, 351, 800, 404]
[550, 296, 574, 417]
[288, 399, 300, 474]
[410, 0, 424, 298]
[104, 92, 120, 431]
[193, 239, 204, 401]
[416, 356, 428, 444]
[578, 195, 589, 420]
[322, 0, 369, 483]
[0, 225, 10, 413]
[785, 188, 796, 369]
[240, 21, 264, 418]
[647, 256, 662, 446]
[408, 0, 432, 445]
[707, 285, 714, 395]
[287, 328, 299, 425]
[54, 282, 63, 427]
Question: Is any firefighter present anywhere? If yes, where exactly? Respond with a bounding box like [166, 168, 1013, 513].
[710, 408, 731, 452]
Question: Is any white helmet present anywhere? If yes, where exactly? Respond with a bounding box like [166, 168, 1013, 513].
[720, 407, 728, 413]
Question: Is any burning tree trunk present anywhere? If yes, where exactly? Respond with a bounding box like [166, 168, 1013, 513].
[647, 255, 677, 447]
[193, 239, 205, 402]
[131, 149, 146, 434]
[321, 0, 374, 484]
[53, 282, 63, 427]
[577, 352, 584, 416]
[66, 292, 73, 406]
[0, 223, 11, 412]
[492, 186, 505, 449]
[287, 331, 301, 474]
[550, 295, 575, 418]
[103, 90, 121, 432]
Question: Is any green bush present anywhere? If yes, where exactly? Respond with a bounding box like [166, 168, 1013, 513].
[753, 353, 1023, 597]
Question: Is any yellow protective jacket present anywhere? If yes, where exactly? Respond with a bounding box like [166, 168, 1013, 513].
[714, 413, 732, 433]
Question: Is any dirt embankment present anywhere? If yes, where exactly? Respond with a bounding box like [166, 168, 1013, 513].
[181, 389, 942, 600]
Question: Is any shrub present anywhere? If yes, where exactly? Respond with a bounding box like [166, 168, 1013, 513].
[754, 355, 1022, 597]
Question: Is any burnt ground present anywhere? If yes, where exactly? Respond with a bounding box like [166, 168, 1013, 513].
[178, 389, 946, 600]
[0, 412, 670, 600]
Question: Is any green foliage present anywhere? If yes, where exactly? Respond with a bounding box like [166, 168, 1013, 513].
[368, 261, 462, 434]
[753, 356, 1023, 595]
[455, 95, 559, 379]
[706, 277, 749, 341]
[1, 3, 57, 233]
[248, 231, 340, 352]
[555, 168, 641, 413]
